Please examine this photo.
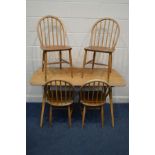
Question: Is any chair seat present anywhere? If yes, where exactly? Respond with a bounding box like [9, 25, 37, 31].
[46, 90, 73, 106]
[85, 46, 114, 53]
[47, 99, 73, 106]
[81, 91, 106, 106]
[81, 100, 105, 107]
[41, 45, 72, 51]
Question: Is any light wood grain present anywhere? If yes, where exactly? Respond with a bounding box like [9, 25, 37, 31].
[37, 16, 66, 47]
[80, 80, 110, 128]
[84, 46, 114, 53]
[109, 87, 114, 128]
[40, 92, 46, 128]
[37, 16, 73, 81]
[83, 18, 120, 81]
[41, 45, 72, 51]
[90, 18, 120, 48]
[30, 67, 125, 87]
[82, 106, 86, 128]
[41, 80, 74, 128]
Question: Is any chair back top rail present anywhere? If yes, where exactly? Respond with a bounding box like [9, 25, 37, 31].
[90, 18, 120, 50]
[44, 80, 74, 104]
[37, 16, 67, 48]
[80, 80, 110, 105]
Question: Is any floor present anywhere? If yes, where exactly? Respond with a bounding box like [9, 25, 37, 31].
[26, 102, 129, 155]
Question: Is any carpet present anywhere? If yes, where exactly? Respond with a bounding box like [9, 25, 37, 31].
[26, 102, 129, 155]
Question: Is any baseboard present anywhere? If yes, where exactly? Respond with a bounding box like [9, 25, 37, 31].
[26, 95, 129, 103]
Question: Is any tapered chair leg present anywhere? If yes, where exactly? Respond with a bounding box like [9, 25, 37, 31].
[107, 53, 112, 82]
[68, 106, 72, 128]
[82, 50, 87, 78]
[49, 105, 52, 127]
[101, 106, 104, 128]
[70, 105, 73, 117]
[42, 51, 45, 72]
[69, 49, 73, 78]
[92, 52, 96, 69]
[44, 51, 47, 82]
[40, 93, 46, 128]
[82, 106, 86, 128]
[109, 54, 112, 73]
[59, 51, 62, 69]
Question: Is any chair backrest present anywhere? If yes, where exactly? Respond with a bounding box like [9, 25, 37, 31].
[44, 80, 74, 104]
[80, 80, 110, 105]
[90, 18, 120, 49]
[37, 16, 67, 48]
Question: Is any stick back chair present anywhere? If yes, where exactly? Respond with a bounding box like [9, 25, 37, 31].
[37, 16, 73, 81]
[80, 80, 110, 128]
[82, 18, 120, 81]
[40, 80, 74, 128]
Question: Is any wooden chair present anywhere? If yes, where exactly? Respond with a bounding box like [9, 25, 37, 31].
[37, 16, 73, 81]
[80, 80, 110, 128]
[40, 80, 74, 128]
[82, 18, 120, 81]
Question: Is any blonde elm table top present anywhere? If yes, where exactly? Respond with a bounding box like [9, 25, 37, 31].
[30, 67, 125, 87]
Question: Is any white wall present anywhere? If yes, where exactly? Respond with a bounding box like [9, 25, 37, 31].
[26, 0, 129, 103]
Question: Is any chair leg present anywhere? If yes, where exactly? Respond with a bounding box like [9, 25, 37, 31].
[70, 105, 73, 117]
[82, 49, 87, 78]
[107, 53, 112, 82]
[82, 106, 86, 128]
[68, 106, 72, 128]
[40, 93, 46, 128]
[49, 105, 52, 127]
[44, 51, 47, 82]
[69, 49, 73, 78]
[92, 52, 96, 69]
[109, 87, 114, 128]
[109, 54, 112, 73]
[42, 51, 45, 72]
[59, 51, 62, 69]
[101, 105, 104, 128]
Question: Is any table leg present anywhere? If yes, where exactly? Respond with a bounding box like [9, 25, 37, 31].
[109, 87, 114, 128]
[40, 92, 46, 128]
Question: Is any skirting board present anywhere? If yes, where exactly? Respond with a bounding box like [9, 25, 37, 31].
[26, 95, 129, 103]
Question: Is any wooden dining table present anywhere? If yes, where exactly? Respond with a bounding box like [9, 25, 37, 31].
[30, 67, 126, 127]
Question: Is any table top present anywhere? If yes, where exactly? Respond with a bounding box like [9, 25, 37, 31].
[30, 67, 125, 87]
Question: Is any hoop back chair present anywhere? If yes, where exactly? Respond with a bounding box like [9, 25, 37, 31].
[40, 80, 74, 128]
[37, 16, 73, 81]
[80, 80, 110, 128]
[82, 18, 120, 81]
